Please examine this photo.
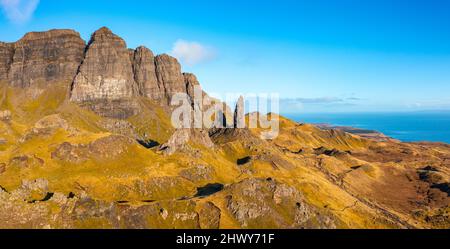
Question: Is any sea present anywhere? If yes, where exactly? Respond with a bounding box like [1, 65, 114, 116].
[283, 112, 450, 144]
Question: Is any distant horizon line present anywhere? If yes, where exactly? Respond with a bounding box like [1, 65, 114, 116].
[280, 109, 450, 115]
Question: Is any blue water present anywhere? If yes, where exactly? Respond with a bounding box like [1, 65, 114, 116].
[283, 112, 450, 144]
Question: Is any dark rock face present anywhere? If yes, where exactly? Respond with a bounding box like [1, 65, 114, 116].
[159, 129, 214, 155]
[70, 27, 140, 118]
[155, 54, 186, 103]
[8, 29, 85, 88]
[0, 42, 14, 82]
[132, 46, 161, 100]
[132, 49, 202, 105]
[71, 27, 136, 102]
[1, 27, 213, 119]
[184, 73, 200, 101]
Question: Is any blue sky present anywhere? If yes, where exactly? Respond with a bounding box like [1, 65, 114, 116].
[1, 0, 450, 113]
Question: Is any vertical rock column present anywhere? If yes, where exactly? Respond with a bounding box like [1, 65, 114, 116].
[234, 96, 245, 128]
[132, 46, 163, 100]
[155, 54, 186, 104]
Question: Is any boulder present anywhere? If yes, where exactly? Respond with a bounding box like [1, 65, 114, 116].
[159, 129, 214, 155]
[183, 73, 200, 102]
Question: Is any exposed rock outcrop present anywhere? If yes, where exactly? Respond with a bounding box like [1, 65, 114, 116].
[0, 42, 14, 82]
[155, 54, 186, 104]
[198, 202, 221, 229]
[0, 27, 214, 119]
[0, 110, 11, 121]
[70, 27, 139, 118]
[8, 155, 44, 168]
[132, 46, 161, 100]
[71, 27, 136, 101]
[8, 29, 85, 88]
[184, 73, 200, 102]
[158, 129, 191, 155]
[226, 178, 337, 228]
[19, 114, 78, 143]
[158, 129, 214, 155]
[234, 96, 245, 128]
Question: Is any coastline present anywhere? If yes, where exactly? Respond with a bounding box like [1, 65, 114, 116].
[315, 123, 399, 142]
[285, 112, 450, 144]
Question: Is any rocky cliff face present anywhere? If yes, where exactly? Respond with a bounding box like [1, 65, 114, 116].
[0, 42, 14, 82]
[7, 30, 85, 88]
[0, 27, 206, 118]
[70, 27, 136, 102]
[155, 54, 187, 104]
[184, 73, 200, 101]
[132, 46, 161, 100]
[131, 47, 190, 104]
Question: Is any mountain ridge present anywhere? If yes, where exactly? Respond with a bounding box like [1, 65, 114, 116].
[0, 27, 205, 119]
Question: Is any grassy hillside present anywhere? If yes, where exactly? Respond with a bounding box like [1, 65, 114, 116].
[0, 86, 448, 228]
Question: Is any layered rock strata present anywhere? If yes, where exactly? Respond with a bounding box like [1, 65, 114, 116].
[0, 27, 207, 118]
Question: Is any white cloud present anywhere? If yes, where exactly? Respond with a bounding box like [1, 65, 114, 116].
[170, 39, 216, 66]
[0, 0, 39, 24]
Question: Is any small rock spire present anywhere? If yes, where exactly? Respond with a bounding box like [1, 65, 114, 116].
[234, 96, 245, 128]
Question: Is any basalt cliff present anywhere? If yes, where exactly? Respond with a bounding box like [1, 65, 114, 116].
[0, 28, 448, 229]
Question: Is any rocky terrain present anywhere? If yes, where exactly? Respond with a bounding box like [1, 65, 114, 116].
[0, 28, 448, 229]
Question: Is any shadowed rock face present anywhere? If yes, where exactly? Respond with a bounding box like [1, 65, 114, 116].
[184, 73, 200, 98]
[0, 42, 14, 81]
[132, 46, 161, 100]
[155, 54, 186, 104]
[0, 27, 212, 119]
[71, 27, 136, 102]
[69, 27, 141, 118]
[7, 29, 85, 88]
